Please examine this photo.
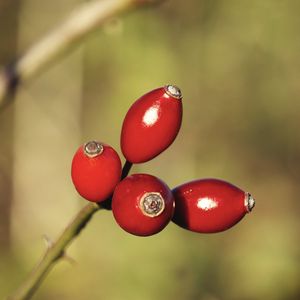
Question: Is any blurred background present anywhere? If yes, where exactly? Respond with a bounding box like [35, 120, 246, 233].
[0, 0, 299, 299]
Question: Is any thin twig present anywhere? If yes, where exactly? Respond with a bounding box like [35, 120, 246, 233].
[0, 0, 163, 107]
[6, 202, 101, 300]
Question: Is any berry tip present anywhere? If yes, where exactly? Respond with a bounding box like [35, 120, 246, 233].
[245, 193, 255, 213]
[139, 192, 165, 217]
[164, 85, 182, 99]
[84, 141, 103, 158]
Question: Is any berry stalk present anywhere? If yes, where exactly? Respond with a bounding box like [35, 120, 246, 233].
[121, 160, 133, 179]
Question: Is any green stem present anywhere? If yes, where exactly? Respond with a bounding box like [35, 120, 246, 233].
[6, 202, 101, 300]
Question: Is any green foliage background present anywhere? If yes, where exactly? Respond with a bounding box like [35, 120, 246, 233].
[0, 1, 299, 299]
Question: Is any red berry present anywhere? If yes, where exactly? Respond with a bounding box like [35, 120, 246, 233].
[112, 174, 175, 236]
[172, 179, 255, 233]
[71, 141, 121, 202]
[121, 85, 183, 163]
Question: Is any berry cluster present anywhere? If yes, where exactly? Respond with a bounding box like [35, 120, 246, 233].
[71, 85, 255, 236]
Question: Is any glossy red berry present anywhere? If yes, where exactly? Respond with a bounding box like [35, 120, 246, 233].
[112, 174, 175, 236]
[172, 178, 255, 233]
[71, 141, 121, 202]
[121, 85, 183, 163]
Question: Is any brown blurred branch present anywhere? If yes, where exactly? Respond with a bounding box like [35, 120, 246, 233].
[0, 0, 163, 107]
[0, 0, 21, 252]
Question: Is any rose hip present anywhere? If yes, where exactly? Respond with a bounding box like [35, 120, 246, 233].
[71, 141, 121, 202]
[121, 85, 183, 163]
[172, 178, 255, 233]
[112, 174, 175, 236]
